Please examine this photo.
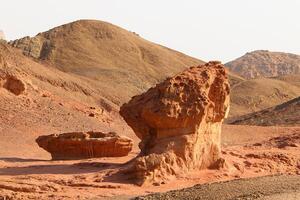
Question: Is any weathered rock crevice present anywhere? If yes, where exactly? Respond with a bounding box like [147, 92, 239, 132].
[9, 36, 53, 59]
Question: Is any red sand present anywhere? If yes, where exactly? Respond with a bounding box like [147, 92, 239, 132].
[0, 125, 299, 199]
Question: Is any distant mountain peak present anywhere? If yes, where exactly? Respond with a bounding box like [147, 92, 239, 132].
[8, 19, 203, 108]
[226, 50, 300, 79]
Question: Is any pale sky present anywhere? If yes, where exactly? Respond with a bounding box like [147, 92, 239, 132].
[1, 0, 300, 62]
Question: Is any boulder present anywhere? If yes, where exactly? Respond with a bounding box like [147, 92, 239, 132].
[1, 75, 26, 95]
[0, 54, 26, 95]
[36, 131, 133, 160]
[120, 61, 230, 185]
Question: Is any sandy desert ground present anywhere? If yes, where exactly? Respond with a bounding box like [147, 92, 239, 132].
[135, 175, 300, 200]
[0, 125, 299, 200]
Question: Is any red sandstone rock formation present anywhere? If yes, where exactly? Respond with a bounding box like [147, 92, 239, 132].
[120, 61, 230, 185]
[1, 75, 26, 95]
[36, 131, 133, 160]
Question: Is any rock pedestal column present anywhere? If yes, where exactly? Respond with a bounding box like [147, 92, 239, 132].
[120, 61, 230, 185]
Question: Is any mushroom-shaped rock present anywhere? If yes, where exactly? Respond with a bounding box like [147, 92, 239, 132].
[36, 131, 133, 160]
[120, 61, 230, 185]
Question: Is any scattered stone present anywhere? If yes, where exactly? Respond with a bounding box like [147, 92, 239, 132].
[244, 160, 252, 167]
[152, 182, 160, 186]
[120, 61, 230, 185]
[41, 91, 52, 97]
[270, 134, 300, 149]
[210, 158, 228, 170]
[233, 162, 245, 173]
[1, 75, 26, 95]
[36, 131, 133, 160]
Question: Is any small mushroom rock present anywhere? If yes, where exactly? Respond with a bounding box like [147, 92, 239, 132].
[36, 131, 133, 160]
[120, 61, 230, 185]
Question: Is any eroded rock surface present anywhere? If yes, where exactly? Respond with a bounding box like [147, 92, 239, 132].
[0, 75, 26, 95]
[9, 36, 52, 59]
[120, 61, 230, 185]
[226, 50, 300, 79]
[0, 54, 26, 95]
[36, 131, 133, 160]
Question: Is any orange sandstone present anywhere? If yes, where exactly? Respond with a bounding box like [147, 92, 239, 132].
[36, 131, 133, 160]
[120, 61, 230, 185]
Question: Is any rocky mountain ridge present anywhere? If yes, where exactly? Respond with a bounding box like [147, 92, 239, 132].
[226, 50, 300, 79]
[6, 20, 300, 119]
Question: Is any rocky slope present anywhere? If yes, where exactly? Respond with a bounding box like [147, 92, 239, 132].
[226, 50, 300, 79]
[8, 20, 300, 118]
[229, 96, 300, 126]
[274, 74, 300, 87]
[0, 41, 131, 158]
[9, 20, 203, 107]
[1, 20, 300, 160]
[228, 75, 300, 117]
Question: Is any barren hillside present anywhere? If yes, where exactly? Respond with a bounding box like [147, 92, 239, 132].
[10, 20, 203, 106]
[226, 50, 300, 79]
[274, 74, 300, 87]
[229, 75, 300, 117]
[0, 41, 131, 158]
[1, 20, 206, 158]
[229, 96, 300, 126]
[9, 20, 300, 119]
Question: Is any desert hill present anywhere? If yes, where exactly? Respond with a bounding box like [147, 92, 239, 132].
[228, 74, 300, 117]
[226, 50, 300, 117]
[0, 41, 131, 158]
[226, 50, 300, 79]
[229, 96, 300, 126]
[9, 20, 300, 119]
[1, 43, 300, 198]
[274, 74, 300, 87]
[10, 20, 203, 107]
[1, 20, 206, 158]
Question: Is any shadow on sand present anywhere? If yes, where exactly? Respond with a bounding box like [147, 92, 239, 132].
[0, 157, 47, 163]
[0, 158, 127, 176]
